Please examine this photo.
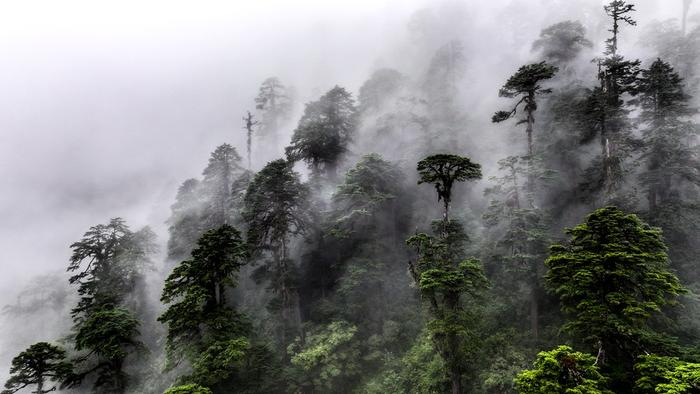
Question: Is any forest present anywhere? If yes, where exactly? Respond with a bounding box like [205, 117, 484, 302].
[2, 0, 700, 393]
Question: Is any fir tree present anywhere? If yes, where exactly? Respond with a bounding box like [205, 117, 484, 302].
[2, 342, 74, 394]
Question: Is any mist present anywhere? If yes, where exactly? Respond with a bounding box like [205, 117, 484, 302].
[0, 0, 698, 393]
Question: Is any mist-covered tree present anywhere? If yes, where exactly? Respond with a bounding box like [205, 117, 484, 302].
[242, 111, 259, 170]
[545, 207, 685, 387]
[1, 342, 74, 394]
[255, 77, 293, 138]
[243, 159, 311, 345]
[586, 1, 641, 201]
[167, 179, 205, 262]
[482, 156, 553, 339]
[200, 144, 244, 227]
[532, 21, 592, 67]
[422, 40, 466, 151]
[67, 218, 156, 321]
[286, 86, 357, 181]
[72, 306, 143, 393]
[286, 320, 361, 393]
[407, 154, 487, 394]
[515, 345, 612, 394]
[357, 68, 404, 115]
[65, 218, 155, 393]
[635, 59, 699, 212]
[492, 61, 558, 158]
[166, 145, 248, 262]
[159, 225, 250, 371]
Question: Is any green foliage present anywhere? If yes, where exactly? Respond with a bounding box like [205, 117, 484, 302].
[635, 355, 700, 393]
[329, 153, 406, 238]
[545, 207, 685, 363]
[2, 342, 74, 394]
[492, 62, 558, 127]
[286, 86, 357, 178]
[159, 225, 249, 367]
[243, 159, 310, 251]
[286, 321, 361, 393]
[73, 306, 142, 392]
[416, 154, 482, 212]
[515, 345, 612, 394]
[163, 383, 213, 394]
[189, 338, 249, 387]
[360, 332, 448, 394]
[357, 68, 404, 115]
[67, 218, 155, 321]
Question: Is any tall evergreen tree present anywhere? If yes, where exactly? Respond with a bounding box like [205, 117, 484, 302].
[407, 154, 487, 394]
[255, 77, 293, 139]
[545, 207, 685, 389]
[159, 225, 249, 366]
[243, 159, 311, 346]
[286, 86, 357, 182]
[492, 61, 558, 161]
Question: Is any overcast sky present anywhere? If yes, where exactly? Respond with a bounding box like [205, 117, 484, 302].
[0, 0, 690, 348]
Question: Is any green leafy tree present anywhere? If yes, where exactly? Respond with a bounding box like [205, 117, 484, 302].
[243, 159, 311, 346]
[66, 219, 154, 393]
[515, 345, 612, 394]
[159, 225, 250, 369]
[286, 86, 357, 181]
[1, 342, 74, 394]
[407, 154, 487, 394]
[67, 218, 155, 321]
[483, 156, 553, 338]
[73, 307, 143, 393]
[286, 321, 361, 393]
[545, 207, 685, 377]
[635, 355, 700, 394]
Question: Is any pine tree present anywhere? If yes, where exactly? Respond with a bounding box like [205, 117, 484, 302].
[407, 154, 487, 394]
[243, 159, 311, 346]
[2, 342, 74, 394]
[159, 225, 250, 370]
[492, 61, 558, 160]
[255, 77, 292, 138]
[545, 207, 685, 387]
[286, 86, 357, 182]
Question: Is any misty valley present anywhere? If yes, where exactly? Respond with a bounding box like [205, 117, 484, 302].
[2, 1, 700, 393]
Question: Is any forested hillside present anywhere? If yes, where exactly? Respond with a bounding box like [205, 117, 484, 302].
[3, 1, 700, 393]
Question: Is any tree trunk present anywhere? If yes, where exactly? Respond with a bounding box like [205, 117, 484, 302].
[530, 288, 539, 339]
[450, 370, 461, 394]
[36, 374, 44, 394]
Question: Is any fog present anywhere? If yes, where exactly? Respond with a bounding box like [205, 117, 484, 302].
[0, 0, 693, 390]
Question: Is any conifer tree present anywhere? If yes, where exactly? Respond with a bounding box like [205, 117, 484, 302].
[545, 207, 684, 387]
[2, 342, 74, 394]
[407, 154, 487, 394]
[243, 159, 311, 346]
[255, 77, 292, 139]
[286, 86, 357, 182]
